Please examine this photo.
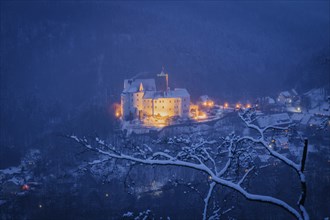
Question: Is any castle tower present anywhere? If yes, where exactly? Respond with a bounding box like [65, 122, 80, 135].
[156, 67, 169, 92]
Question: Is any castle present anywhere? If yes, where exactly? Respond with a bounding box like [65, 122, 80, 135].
[121, 69, 190, 121]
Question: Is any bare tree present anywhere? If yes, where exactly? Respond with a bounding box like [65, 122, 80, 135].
[68, 108, 309, 220]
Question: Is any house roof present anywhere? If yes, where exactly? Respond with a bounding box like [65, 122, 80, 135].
[279, 89, 298, 98]
[291, 113, 304, 121]
[143, 88, 190, 100]
[123, 79, 156, 93]
[143, 91, 157, 99]
[308, 116, 325, 126]
[301, 113, 312, 125]
[168, 88, 190, 98]
[280, 91, 291, 98]
[266, 97, 275, 104]
[200, 95, 210, 102]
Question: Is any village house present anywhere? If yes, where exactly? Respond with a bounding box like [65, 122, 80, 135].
[277, 89, 300, 106]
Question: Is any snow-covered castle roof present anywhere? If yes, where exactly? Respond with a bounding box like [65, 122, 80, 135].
[123, 79, 156, 93]
[143, 88, 189, 99]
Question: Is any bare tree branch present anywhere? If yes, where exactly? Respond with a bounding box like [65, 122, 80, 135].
[67, 109, 311, 220]
[203, 182, 216, 220]
[238, 109, 310, 219]
[238, 166, 254, 186]
[68, 134, 304, 220]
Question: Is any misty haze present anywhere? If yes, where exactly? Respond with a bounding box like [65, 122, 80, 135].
[0, 1, 329, 220]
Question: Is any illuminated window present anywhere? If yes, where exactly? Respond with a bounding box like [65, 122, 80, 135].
[162, 106, 164, 108]
[169, 101, 171, 103]
[155, 101, 157, 103]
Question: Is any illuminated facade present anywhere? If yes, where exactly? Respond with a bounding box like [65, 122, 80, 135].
[121, 72, 190, 121]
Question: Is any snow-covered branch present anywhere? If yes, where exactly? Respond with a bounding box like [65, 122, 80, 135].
[68, 133, 305, 220]
[238, 166, 254, 186]
[238, 109, 309, 219]
[203, 182, 216, 220]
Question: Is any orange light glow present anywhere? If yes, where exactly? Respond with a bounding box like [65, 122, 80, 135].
[203, 100, 214, 107]
[190, 104, 200, 119]
[195, 111, 207, 120]
[113, 103, 121, 118]
[154, 123, 166, 128]
[235, 103, 241, 109]
[224, 102, 229, 108]
[22, 184, 30, 191]
[246, 104, 251, 108]
[142, 115, 169, 128]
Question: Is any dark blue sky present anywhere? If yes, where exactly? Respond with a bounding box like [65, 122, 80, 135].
[1, 1, 329, 102]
